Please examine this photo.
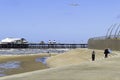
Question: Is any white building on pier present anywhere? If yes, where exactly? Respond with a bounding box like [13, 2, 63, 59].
[0, 37, 28, 44]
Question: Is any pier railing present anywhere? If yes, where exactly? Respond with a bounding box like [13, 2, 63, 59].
[28, 43, 88, 49]
[0, 43, 88, 49]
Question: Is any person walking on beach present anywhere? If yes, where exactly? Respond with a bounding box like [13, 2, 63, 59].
[92, 51, 95, 61]
[104, 48, 110, 58]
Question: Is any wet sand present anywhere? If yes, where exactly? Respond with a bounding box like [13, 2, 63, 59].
[0, 48, 120, 80]
[0, 53, 57, 76]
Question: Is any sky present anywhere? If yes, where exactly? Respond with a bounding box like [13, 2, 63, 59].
[0, 0, 120, 43]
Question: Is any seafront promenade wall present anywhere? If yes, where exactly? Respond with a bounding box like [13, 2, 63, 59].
[88, 38, 120, 51]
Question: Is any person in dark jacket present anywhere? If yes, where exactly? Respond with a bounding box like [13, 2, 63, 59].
[104, 48, 110, 58]
[92, 51, 95, 61]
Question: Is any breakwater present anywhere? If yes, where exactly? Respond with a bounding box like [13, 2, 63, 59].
[0, 43, 88, 49]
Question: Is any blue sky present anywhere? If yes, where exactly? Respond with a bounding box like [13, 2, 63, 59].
[0, 0, 120, 43]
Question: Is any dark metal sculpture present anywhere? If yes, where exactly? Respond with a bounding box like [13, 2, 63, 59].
[106, 23, 120, 39]
[114, 24, 120, 39]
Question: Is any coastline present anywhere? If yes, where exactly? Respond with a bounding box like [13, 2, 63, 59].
[0, 48, 120, 80]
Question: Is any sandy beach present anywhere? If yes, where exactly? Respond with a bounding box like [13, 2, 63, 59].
[0, 48, 120, 80]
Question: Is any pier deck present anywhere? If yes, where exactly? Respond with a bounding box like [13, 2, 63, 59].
[0, 43, 88, 49]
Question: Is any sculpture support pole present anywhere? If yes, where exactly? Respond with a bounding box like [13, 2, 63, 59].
[106, 24, 113, 38]
[114, 24, 120, 39]
[108, 24, 117, 39]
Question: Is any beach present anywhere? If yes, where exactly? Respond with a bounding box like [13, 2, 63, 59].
[0, 48, 120, 80]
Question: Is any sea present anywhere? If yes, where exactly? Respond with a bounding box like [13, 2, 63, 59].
[0, 48, 69, 77]
[0, 48, 69, 55]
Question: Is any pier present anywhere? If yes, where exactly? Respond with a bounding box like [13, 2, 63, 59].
[0, 43, 87, 49]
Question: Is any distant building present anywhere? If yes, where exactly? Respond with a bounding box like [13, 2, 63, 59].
[48, 40, 52, 44]
[0, 37, 28, 44]
[53, 40, 56, 44]
[40, 41, 45, 44]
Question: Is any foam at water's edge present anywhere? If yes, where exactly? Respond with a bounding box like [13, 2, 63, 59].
[0, 49, 69, 55]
